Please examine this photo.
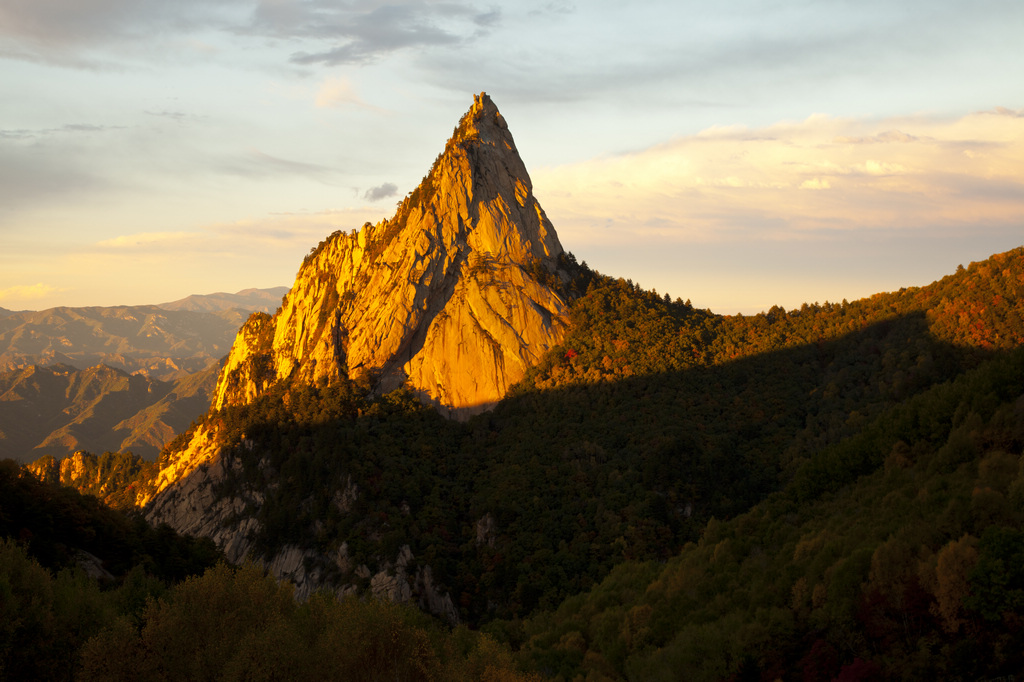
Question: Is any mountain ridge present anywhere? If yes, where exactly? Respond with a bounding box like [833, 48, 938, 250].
[130, 90, 1024, 629]
[0, 287, 287, 463]
[156, 286, 290, 313]
[9, 92, 1024, 680]
[0, 304, 244, 380]
[0, 361, 219, 463]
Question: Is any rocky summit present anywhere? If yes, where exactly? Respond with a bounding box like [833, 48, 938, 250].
[213, 92, 570, 418]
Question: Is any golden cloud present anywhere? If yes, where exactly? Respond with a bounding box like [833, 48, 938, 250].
[534, 110, 1024, 244]
[0, 283, 62, 303]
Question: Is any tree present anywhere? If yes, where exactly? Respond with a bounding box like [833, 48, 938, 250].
[931, 535, 978, 634]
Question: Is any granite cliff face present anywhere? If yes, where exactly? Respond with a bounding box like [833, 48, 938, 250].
[214, 92, 569, 417]
[140, 94, 574, 619]
[143, 445, 459, 621]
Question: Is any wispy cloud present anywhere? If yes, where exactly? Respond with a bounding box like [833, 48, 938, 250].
[2, 0, 504, 70]
[96, 231, 196, 250]
[0, 0, 242, 65]
[91, 207, 387, 256]
[144, 110, 190, 122]
[217, 149, 338, 181]
[990, 106, 1024, 118]
[0, 123, 124, 140]
[0, 140, 107, 216]
[10, 208, 387, 308]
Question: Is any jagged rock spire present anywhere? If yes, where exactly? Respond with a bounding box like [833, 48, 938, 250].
[212, 92, 569, 416]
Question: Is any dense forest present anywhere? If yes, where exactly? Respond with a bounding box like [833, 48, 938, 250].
[0, 463, 540, 681]
[514, 346, 1024, 680]
[3, 246, 1023, 680]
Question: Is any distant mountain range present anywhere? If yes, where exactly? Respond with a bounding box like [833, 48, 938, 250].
[0, 287, 287, 463]
[0, 362, 218, 463]
[157, 286, 289, 313]
[0, 287, 288, 380]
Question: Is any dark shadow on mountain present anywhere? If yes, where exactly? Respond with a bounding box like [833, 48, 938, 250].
[0, 458, 221, 580]
[200, 309, 1002, 624]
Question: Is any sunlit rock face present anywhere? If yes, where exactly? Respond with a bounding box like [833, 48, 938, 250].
[213, 92, 569, 417]
[139, 94, 571, 619]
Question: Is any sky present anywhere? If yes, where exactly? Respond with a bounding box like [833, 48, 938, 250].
[1, 0, 1022, 315]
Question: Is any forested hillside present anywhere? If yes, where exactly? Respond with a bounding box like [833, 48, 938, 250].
[514, 345, 1024, 681]
[6, 246, 1023, 680]
[105, 249, 1024, 616]
[0, 462, 537, 681]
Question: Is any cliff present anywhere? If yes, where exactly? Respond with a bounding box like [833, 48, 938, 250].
[138, 93, 575, 618]
[213, 93, 570, 417]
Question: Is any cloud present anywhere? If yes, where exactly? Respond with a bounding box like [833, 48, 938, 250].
[834, 130, 919, 144]
[217, 150, 337, 181]
[144, 110, 189, 122]
[533, 110, 1024, 247]
[473, 7, 501, 26]
[22, 208, 390, 307]
[363, 182, 398, 201]
[0, 139, 108, 217]
[96, 231, 196, 250]
[0, 123, 123, 140]
[529, 2, 575, 17]
[91, 207, 388, 258]
[0, 282, 62, 303]
[92, 223, 313, 256]
[258, 2, 501, 66]
[1, 0, 498, 70]
[0, 0, 241, 64]
[315, 75, 365, 109]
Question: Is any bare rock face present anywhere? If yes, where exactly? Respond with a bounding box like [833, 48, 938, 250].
[140, 94, 569, 620]
[213, 92, 569, 417]
[144, 446, 460, 621]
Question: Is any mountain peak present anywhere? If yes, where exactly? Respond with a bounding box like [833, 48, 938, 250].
[211, 93, 571, 416]
[452, 91, 504, 143]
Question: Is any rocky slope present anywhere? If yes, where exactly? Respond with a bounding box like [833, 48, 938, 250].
[213, 92, 570, 417]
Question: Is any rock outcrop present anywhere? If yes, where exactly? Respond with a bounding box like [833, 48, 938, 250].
[213, 92, 570, 417]
[140, 93, 572, 620]
[144, 444, 460, 621]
